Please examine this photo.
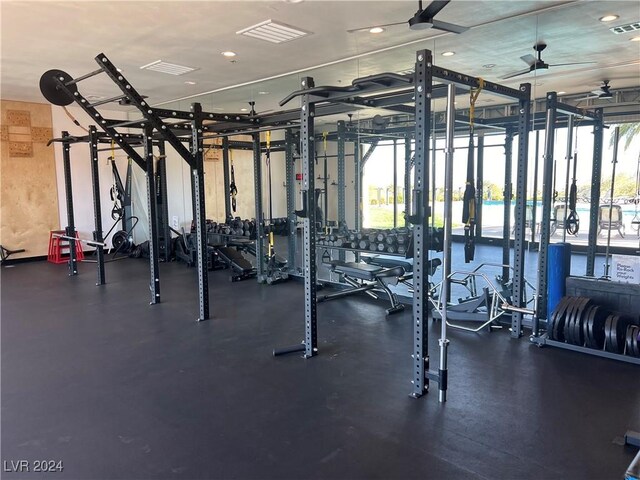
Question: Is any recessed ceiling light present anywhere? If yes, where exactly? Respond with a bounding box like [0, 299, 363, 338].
[599, 15, 619, 22]
[240, 108, 248, 112]
[631, 36, 640, 41]
[284, 0, 304, 3]
[258, 91, 270, 95]
[221, 51, 237, 57]
[116, 68, 123, 73]
[442, 51, 455, 57]
[369, 27, 385, 34]
[482, 63, 496, 68]
[558, 91, 567, 95]
[184, 81, 197, 85]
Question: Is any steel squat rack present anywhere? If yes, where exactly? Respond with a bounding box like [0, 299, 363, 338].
[271, 49, 533, 401]
[41, 49, 544, 398]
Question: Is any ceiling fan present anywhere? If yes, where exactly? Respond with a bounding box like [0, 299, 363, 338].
[501, 42, 595, 80]
[347, 0, 468, 34]
[576, 81, 614, 101]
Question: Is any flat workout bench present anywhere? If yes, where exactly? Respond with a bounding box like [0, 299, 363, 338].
[318, 260, 405, 315]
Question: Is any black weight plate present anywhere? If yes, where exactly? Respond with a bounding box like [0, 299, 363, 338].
[615, 315, 632, 355]
[629, 324, 639, 357]
[563, 297, 581, 344]
[571, 298, 591, 346]
[608, 315, 624, 354]
[39, 69, 77, 106]
[625, 325, 637, 357]
[604, 315, 615, 352]
[590, 307, 608, 350]
[583, 305, 597, 348]
[550, 296, 572, 341]
[566, 297, 585, 345]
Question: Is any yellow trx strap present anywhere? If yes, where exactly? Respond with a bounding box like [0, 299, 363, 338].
[469, 78, 485, 132]
[322, 131, 328, 153]
[266, 130, 271, 150]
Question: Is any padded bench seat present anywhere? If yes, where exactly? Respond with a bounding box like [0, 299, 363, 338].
[323, 260, 406, 315]
[361, 255, 413, 272]
[329, 260, 403, 281]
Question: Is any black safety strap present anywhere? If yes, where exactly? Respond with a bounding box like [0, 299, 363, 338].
[462, 79, 483, 263]
[229, 149, 238, 212]
[565, 124, 580, 235]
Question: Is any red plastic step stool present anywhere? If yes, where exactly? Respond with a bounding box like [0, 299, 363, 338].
[47, 230, 84, 264]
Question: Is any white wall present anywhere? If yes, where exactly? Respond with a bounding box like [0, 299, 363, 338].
[51, 105, 138, 248]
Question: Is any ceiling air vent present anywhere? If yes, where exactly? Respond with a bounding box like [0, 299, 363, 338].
[140, 60, 198, 76]
[610, 22, 640, 34]
[236, 19, 311, 44]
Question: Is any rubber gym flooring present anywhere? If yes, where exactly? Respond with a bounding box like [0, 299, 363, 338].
[2, 246, 639, 479]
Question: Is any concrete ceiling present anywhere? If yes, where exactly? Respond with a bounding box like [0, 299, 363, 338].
[1, 0, 639, 119]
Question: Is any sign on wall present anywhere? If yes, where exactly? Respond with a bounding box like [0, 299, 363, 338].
[612, 254, 640, 284]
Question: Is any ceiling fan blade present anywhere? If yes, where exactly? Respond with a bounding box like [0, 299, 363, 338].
[520, 54, 536, 66]
[421, 0, 451, 19]
[347, 21, 406, 33]
[500, 67, 532, 80]
[548, 62, 597, 67]
[430, 19, 468, 34]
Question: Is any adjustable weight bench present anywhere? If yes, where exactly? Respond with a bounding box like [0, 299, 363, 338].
[318, 260, 405, 315]
[216, 246, 256, 282]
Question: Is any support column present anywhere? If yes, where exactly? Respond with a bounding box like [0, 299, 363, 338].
[410, 49, 432, 398]
[502, 129, 514, 281]
[354, 140, 361, 231]
[61, 132, 77, 276]
[144, 127, 161, 304]
[393, 139, 398, 228]
[337, 121, 346, 262]
[285, 128, 298, 270]
[476, 135, 484, 238]
[404, 134, 412, 228]
[301, 77, 318, 358]
[511, 83, 532, 338]
[253, 133, 265, 281]
[222, 137, 232, 220]
[88, 126, 105, 286]
[156, 141, 170, 263]
[586, 109, 604, 276]
[535, 92, 558, 328]
[190, 103, 209, 321]
[531, 130, 540, 244]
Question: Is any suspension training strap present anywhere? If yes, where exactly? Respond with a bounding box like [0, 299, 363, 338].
[566, 122, 580, 235]
[266, 131, 274, 250]
[462, 78, 484, 263]
[62, 106, 88, 133]
[229, 149, 237, 213]
[109, 141, 125, 221]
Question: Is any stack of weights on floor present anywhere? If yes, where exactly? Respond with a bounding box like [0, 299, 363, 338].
[317, 227, 411, 255]
[548, 296, 640, 357]
[264, 217, 289, 236]
[197, 218, 257, 239]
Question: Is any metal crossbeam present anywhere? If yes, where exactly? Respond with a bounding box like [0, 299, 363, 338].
[93, 53, 194, 167]
[52, 75, 146, 170]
